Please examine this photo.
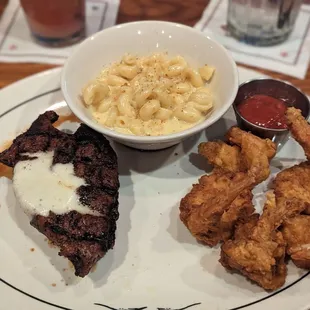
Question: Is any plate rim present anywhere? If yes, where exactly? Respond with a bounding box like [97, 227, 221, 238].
[0, 66, 309, 310]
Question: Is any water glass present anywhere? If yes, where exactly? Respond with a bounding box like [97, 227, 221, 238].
[227, 0, 303, 46]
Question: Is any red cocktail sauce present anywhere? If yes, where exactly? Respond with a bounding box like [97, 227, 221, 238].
[237, 94, 288, 129]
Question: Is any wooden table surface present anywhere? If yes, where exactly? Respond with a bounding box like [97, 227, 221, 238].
[0, 0, 309, 94]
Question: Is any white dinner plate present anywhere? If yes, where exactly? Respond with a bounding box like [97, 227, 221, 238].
[0, 66, 309, 310]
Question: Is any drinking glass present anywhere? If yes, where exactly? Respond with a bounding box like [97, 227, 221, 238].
[20, 0, 85, 47]
[227, 0, 303, 46]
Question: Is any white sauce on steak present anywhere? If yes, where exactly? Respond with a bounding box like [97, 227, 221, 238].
[13, 151, 98, 216]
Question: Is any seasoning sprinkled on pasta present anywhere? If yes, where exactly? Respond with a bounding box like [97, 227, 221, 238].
[82, 53, 215, 136]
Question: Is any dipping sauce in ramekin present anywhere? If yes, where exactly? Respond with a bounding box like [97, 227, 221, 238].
[237, 94, 288, 130]
[233, 78, 310, 150]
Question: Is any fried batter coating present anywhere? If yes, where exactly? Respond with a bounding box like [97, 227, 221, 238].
[181, 128, 275, 247]
[283, 107, 310, 214]
[198, 141, 245, 173]
[271, 108, 310, 270]
[180, 171, 255, 247]
[219, 190, 255, 241]
[273, 165, 310, 269]
[233, 213, 260, 241]
[274, 162, 310, 218]
[226, 126, 277, 184]
[282, 215, 310, 269]
[220, 193, 287, 291]
[182, 107, 310, 290]
[286, 107, 310, 160]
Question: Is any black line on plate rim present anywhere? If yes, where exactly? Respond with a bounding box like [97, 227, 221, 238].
[0, 86, 70, 310]
[0, 278, 72, 310]
[94, 303, 147, 310]
[0, 88, 309, 309]
[0, 87, 61, 119]
[227, 271, 310, 310]
[175, 302, 201, 310]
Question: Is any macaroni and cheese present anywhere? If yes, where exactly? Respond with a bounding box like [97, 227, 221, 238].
[82, 53, 215, 136]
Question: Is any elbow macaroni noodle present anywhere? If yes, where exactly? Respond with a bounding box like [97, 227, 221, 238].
[82, 53, 215, 136]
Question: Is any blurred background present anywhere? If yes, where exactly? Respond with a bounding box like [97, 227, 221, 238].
[0, 0, 309, 94]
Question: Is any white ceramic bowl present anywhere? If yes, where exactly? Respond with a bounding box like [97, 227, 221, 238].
[61, 21, 238, 150]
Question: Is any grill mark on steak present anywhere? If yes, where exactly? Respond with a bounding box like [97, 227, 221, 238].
[0, 111, 119, 277]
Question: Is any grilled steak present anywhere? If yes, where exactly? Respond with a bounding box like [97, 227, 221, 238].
[0, 111, 119, 277]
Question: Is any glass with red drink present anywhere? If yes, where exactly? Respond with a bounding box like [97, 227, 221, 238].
[20, 0, 85, 47]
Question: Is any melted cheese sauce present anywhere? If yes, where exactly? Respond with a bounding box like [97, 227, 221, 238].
[107, 116, 198, 136]
[0, 113, 80, 181]
[83, 53, 214, 136]
[13, 152, 98, 217]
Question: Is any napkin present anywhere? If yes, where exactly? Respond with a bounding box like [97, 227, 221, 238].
[0, 0, 120, 64]
[195, 0, 310, 79]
